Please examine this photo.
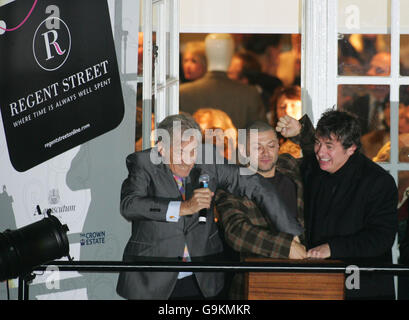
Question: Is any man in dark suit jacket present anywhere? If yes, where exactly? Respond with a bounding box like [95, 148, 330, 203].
[180, 71, 266, 129]
[277, 110, 398, 299]
[179, 33, 265, 129]
[116, 114, 302, 300]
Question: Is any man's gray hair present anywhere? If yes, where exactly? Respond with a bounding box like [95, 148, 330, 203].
[156, 113, 201, 144]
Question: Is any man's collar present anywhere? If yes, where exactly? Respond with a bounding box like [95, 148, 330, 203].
[205, 70, 229, 79]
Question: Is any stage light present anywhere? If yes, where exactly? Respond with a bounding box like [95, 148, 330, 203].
[0, 207, 70, 282]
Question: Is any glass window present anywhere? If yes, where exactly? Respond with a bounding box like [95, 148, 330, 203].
[338, 85, 390, 161]
[399, 85, 409, 162]
[180, 33, 301, 115]
[135, 30, 156, 151]
[400, 35, 409, 76]
[179, 33, 302, 158]
[338, 34, 391, 76]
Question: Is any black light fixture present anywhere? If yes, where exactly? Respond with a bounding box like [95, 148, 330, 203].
[0, 206, 70, 282]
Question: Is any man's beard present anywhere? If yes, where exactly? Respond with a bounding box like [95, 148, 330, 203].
[256, 161, 276, 173]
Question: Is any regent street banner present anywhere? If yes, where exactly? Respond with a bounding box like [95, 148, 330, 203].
[0, 0, 124, 172]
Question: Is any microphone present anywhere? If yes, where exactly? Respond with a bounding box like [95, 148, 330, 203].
[198, 173, 210, 224]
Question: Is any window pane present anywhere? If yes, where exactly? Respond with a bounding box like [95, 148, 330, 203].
[401, 35, 409, 76]
[338, 34, 391, 76]
[399, 86, 409, 163]
[180, 33, 301, 88]
[136, 31, 156, 76]
[179, 33, 301, 130]
[338, 85, 389, 161]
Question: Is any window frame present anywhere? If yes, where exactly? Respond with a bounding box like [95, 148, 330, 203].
[141, 0, 180, 149]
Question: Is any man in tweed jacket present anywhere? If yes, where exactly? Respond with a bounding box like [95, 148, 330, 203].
[215, 119, 313, 299]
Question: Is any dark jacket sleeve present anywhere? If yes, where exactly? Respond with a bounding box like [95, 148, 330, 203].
[290, 114, 316, 157]
[214, 163, 303, 236]
[328, 173, 398, 258]
[215, 190, 293, 258]
[400, 220, 409, 264]
[120, 152, 171, 222]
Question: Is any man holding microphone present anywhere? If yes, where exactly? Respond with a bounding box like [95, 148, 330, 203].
[116, 114, 302, 300]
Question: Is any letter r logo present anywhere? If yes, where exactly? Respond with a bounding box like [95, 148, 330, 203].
[42, 30, 66, 61]
[33, 17, 71, 71]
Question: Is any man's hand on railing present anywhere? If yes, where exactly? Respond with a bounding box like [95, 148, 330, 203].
[289, 236, 307, 259]
[307, 243, 331, 259]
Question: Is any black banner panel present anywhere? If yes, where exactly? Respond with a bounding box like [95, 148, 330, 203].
[0, 0, 124, 172]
